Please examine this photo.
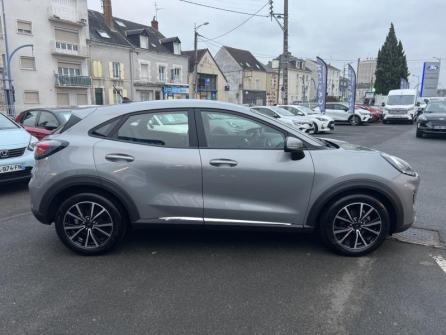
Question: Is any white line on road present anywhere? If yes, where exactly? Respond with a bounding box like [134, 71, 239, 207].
[432, 255, 446, 274]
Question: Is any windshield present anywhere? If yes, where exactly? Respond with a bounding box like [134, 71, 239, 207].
[0, 114, 19, 130]
[273, 107, 295, 117]
[425, 102, 446, 113]
[387, 95, 415, 106]
[298, 105, 317, 115]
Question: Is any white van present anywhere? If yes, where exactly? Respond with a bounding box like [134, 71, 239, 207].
[383, 89, 418, 124]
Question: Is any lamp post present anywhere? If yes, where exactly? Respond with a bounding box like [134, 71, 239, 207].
[193, 21, 209, 99]
[1, 0, 34, 116]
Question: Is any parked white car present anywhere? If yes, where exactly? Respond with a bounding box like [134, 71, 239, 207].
[313, 102, 371, 125]
[279, 105, 335, 133]
[251, 106, 315, 133]
[0, 113, 37, 184]
[382, 89, 418, 124]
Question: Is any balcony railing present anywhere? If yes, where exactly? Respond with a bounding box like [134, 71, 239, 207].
[48, 6, 87, 25]
[50, 41, 88, 58]
[55, 74, 91, 87]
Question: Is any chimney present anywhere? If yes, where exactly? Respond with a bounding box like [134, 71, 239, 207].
[103, 0, 115, 31]
[151, 16, 159, 31]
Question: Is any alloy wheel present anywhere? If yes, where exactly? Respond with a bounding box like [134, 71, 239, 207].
[63, 201, 114, 250]
[332, 202, 382, 252]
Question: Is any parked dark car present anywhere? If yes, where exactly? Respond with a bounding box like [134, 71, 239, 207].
[16, 108, 72, 140]
[416, 99, 446, 138]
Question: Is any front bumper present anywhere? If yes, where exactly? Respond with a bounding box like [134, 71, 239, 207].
[318, 121, 334, 132]
[391, 172, 420, 233]
[417, 122, 446, 134]
[0, 150, 35, 184]
[383, 114, 413, 121]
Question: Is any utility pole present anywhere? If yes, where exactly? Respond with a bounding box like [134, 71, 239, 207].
[193, 22, 209, 99]
[1, 0, 12, 115]
[270, 0, 289, 105]
[282, 0, 289, 104]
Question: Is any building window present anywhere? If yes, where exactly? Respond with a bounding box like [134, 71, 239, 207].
[113, 88, 123, 104]
[57, 93, 70, 106]
[97, 30, 111, 39]
[55, 28, 79, 53]
[173, 42, 181, 55]
[24, 91, 40, 104]
[140, 35, 149, 49]
[58, 64, 81, 77]
[158, 65, 166, 81]
[255, 79, 260, 90]
[112, 62, 121, 79]
[17, 20, 32, 34]
[139, 90, 153, 101]
[155, 91, 161, 100]
[20, 56, 36, 70]
[140, 63, 149, 79]
[115, 20, 126, 27]
[171, 68, 181, 83]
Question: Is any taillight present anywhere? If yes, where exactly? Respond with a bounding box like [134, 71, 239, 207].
[35, 140, 69, 160]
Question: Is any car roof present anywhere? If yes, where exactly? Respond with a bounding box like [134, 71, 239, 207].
[388, 89, 416, 96]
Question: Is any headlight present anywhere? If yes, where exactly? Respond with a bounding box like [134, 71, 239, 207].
[315, 117, 326, 121]
[381, 153, 417, 177]
[418, 115, 427, 122]
[27, 137, 39, 151]
[292, 120, 306, 126]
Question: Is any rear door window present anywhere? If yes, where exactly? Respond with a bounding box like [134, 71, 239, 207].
[22, 111, 38, 127]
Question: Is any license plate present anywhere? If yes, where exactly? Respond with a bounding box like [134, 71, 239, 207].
[0, 164, 24, 174]
[434, 125, 446, 130]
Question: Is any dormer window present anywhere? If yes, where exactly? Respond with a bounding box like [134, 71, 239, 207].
[97, 30, 110, 39]
[115, 20, 126, 27]
[173, 42, 181, 55]
[140, 35, 149, 49]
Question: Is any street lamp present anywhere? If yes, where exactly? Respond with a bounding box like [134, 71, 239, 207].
[1, 0, 34, 116]
[193, 22, 209, 99]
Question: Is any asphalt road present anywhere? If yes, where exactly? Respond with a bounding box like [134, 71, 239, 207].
[1, 123, 446, 335]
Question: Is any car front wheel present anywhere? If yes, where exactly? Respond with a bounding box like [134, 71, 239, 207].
[319, 194, 390, 256]
[349, 115, 361, 126]
[416, 129, 424, 138]
[313, 122, 319, 134]
[55, 193, 127, 255]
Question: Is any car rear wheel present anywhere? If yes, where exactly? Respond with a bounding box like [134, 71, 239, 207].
[319, 194, 390, 256]
[349, 115, 361, 126]
[55, 193, 127, 255]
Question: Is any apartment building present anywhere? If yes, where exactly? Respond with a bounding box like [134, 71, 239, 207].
[1, 0, 91, 113]
[306, 60, 341, 99]
[356, 58, 377, 101]
[215, 46, 267, 105]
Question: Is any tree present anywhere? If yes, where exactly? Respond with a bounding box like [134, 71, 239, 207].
[374, 23, 409, 95]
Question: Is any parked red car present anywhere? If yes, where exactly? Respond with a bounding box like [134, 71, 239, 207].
[356, 105, 383, 122]
[15, 108, 72, 140]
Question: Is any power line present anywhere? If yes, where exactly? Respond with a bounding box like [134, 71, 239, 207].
[179, 0, 269, 17]
[202, 1, 270, 41]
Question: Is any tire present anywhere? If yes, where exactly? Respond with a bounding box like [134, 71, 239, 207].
[383, 119, 388, 124]
[55, 193, 127, 255]
[313, 122, 319, 134]
[349, 115, 361, 126]
[319, 194, 390, 256]
[416, 130, 423, 138]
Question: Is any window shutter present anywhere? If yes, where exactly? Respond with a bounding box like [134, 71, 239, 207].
[92, 61, 98, 78]
[120, 63, 125, 80]
[122, 89, 128, 98]
[109, 62, 113, 79]
[108, 88, 114, 104]
[97, 61, 103, 78]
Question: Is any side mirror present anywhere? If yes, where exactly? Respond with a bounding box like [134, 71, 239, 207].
[381, 102, 385, 107]
[273, 113, 280, 119]
[285, 136, 305, 160]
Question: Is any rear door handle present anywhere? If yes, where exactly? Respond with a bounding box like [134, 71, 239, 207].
[105, 154, 135, 162]
[209, 159, 238, 167]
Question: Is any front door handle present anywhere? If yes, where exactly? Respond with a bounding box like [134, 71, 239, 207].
[105, 153, 135, 162]
[209, 159, 238, 167]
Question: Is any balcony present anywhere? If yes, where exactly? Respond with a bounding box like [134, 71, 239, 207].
[48, 6, 87, 26]
[55, 74, 91, 88]
[51, 41, 88, 58]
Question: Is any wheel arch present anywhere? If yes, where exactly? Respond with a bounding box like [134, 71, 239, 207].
[38, 176, 140, 225]
[306, 180, 404, 234]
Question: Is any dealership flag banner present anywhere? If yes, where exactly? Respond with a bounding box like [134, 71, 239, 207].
[317, 57, 328, 114]
[347, 64, 356, 113]
[400, 78, 409, 89]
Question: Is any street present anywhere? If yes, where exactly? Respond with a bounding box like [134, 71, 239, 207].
[1, 123, 446, 335]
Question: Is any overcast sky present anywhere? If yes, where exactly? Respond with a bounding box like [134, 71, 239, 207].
[88, 0, 446, 88]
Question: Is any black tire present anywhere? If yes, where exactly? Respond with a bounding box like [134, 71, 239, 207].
[55, 193, 127, 255]
[383, 119, 388, 124]
[313, 122, 319, 134]
[349, 115, 361, 126]
[319, 194, 390, 256]
[416, 130, 424, 138]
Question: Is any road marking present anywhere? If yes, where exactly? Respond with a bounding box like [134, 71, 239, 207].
[432, 255, 446, 274]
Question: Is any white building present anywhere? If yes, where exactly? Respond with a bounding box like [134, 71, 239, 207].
[306, 60, 341, 99]
[1, 0, 91, 113]
[357, 58, 377, 101]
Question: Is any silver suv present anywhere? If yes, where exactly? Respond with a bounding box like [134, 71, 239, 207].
[29, 100, 420, 256]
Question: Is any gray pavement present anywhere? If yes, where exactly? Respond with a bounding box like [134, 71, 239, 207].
[1, 122, 446, 335]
